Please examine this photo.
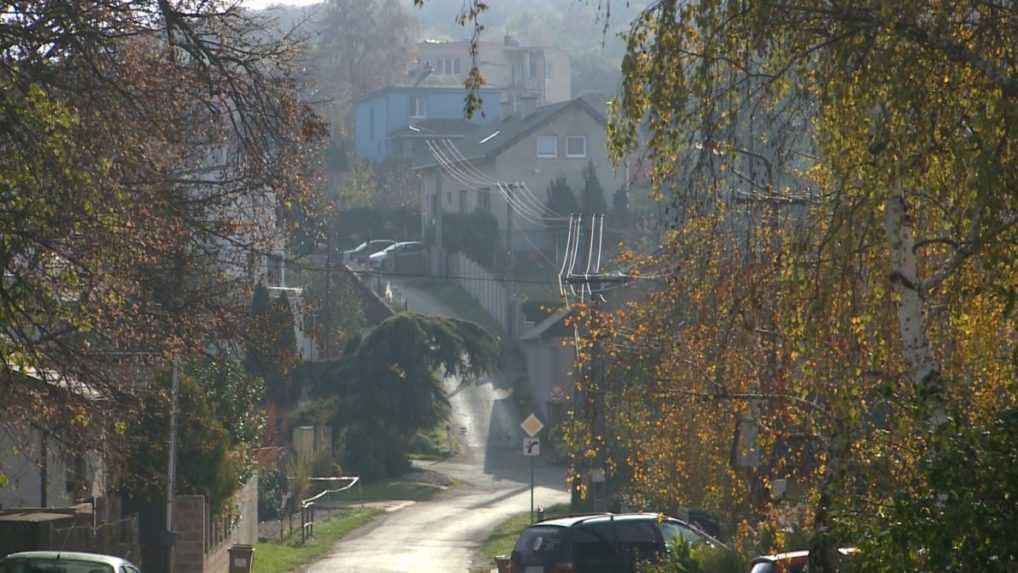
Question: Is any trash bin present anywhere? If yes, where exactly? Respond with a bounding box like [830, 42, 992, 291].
[494, 555, 511, 573]
[228, 544, 255, 573]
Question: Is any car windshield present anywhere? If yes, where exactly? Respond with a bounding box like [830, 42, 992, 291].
[0, 558, 115, 573]
[660, 521, 706, 547]
[513, 526, 563, 566]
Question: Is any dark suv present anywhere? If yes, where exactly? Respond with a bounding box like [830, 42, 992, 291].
[509, 512, 722, 573]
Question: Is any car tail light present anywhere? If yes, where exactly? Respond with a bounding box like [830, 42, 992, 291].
[551, 562, 576, 573]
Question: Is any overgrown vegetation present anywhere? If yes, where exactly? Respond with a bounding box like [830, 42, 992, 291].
[303, 313, 499, 480]
[121, 356, 265, 514]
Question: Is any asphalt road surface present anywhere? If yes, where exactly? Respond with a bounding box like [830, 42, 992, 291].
[305, 279, 569, 573]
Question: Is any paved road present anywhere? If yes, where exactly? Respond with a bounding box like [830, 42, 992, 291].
[306, 279, 568, 573]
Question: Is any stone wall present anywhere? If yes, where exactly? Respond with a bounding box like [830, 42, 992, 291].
[173, 495, 205, 573]
[173, 477, 257, 573]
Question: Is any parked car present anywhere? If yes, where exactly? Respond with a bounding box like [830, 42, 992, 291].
[749, 548, 858, 573]
[509, 512, 723, 573]
[343, 239, 394, 265]
[0, 551, 141, 573]
[367, 241, 425, 270]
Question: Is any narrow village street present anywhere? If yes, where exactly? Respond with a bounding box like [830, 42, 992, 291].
[305, 280, 569, 572]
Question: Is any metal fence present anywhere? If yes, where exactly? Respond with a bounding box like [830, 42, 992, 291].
[447, 252, 520, 336]
[276, 476, 361, 545]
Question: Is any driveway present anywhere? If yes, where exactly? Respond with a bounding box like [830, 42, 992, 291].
[305, 279, 568, 573]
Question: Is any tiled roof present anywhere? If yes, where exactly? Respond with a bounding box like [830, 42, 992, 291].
[410, 97, 607, 169]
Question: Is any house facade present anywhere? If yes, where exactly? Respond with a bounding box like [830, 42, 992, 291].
[413, 96, 624, 253]
[415, 36, 571, 108]
[353, 85, 503, 162]
[0, 372, 106, 510]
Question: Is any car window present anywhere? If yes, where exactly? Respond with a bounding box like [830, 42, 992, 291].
[573, 521, 661, 573]
[660, 520, 706, 547]
[513, 526, 564, 566]
[0, 558, 115, 573]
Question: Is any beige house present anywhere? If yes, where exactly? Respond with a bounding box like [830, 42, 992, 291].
[415, 35, 571, 107]
[410, 96, 624, 253]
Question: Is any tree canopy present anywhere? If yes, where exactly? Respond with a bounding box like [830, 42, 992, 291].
[419, 0, 1018, 568]
[0, 0, 325, 460]
[306, 312, 499, 479]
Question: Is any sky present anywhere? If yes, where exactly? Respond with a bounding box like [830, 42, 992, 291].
[242, 0, 320, 9]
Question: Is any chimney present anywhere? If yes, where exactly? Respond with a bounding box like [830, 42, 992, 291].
[519, 94, 538, 118]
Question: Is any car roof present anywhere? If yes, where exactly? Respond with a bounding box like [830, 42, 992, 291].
[533, 512, 680, 528]
[3, 551, 130, 566]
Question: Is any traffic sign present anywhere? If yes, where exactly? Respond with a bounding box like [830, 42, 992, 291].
[523, 437, 540, 456]
[520, 413, 544, 437]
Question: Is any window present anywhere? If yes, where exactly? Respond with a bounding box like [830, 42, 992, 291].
[545, 60, 552, 80]
[266, 254, 283, 286]
[537, 135, 558, 158]
[566, 135, 588, 158]
[459, 189, 468, 211]
[65, 452, 86, 496]
[529, 57, 537, 79]
[369, 107, 375, 138]
[479, 190, 491, 211]
[454, 57, 462, 74]
[409, 95, 425, 118]
[446, 190, 452, 205]
[0, 558, 114, 573]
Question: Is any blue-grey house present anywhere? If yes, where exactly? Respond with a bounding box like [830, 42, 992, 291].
[354, 85, 503, 161]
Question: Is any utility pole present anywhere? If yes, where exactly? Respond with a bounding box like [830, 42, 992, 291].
[435, 171, 444, 276]
[563, 268, 630, 511]
[323, 213, 336, 358]
[504, 184, 514, 338]
[165, 360, 179, 573]
[40, 431, 48, 507]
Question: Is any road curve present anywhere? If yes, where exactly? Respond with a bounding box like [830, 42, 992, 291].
[305, 279, 568, 573]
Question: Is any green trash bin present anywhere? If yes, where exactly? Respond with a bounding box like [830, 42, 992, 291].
[229, 544, 255, 573]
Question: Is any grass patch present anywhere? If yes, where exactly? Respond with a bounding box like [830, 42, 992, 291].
[402, 277, 504, 336]
[253, 508, 381, 573]
[322, 477, 447, 506]
[409, 421, 457, 460]
[478, 503, 572, 562]
[357, 479, 446, 502]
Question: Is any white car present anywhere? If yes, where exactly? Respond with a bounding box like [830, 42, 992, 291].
[343, 239, 394, 265]
[0, 551, 142, 573]
[367, 241, 425, 270]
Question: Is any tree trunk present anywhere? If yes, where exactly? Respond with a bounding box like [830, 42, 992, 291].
[883, 182, 946, 426]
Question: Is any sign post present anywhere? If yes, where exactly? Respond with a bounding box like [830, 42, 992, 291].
[521, 414, 544, 523]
